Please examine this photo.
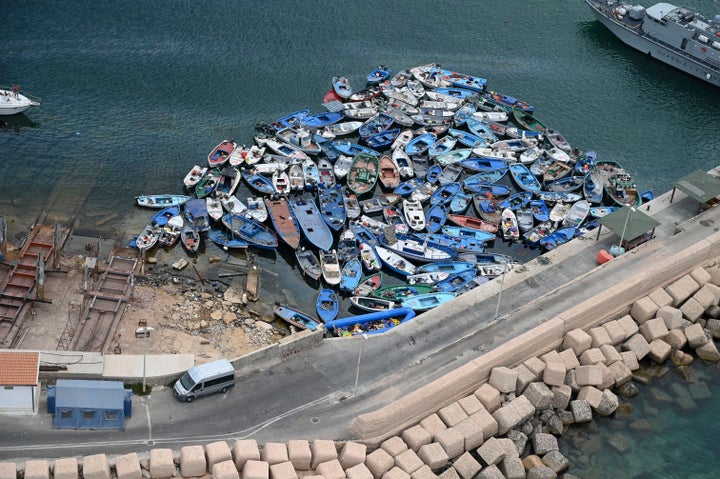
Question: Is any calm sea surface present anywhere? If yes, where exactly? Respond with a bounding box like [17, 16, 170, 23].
[3, 0, 720, 474]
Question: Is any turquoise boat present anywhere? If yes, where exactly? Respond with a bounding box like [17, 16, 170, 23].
[401, 292, 456, 312]
[340, 258, 363, 294]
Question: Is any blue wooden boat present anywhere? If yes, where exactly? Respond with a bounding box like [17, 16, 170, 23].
[466, 117, 499, 144]
[135, 194, 190, 209]
[573, 150, 597, 175]
[441, 225, 496, 243]
[367, 65, 391, 84]
[425, 164, 443, 184]
[432, 87, 478, 100]
[359, 112, 395, 139]
[325, 307, 416, 336]
[401, 292, 456, 312]
[295, 247, 322, 281]
[318, 184, 346, 232]
[435, 68, 487, 92]
[446, 190, 469, 214]
[417, 261, 475, 274]
[151, 206, 180, 227]
[273, 109, 311, 129]
[426, 204, 448, 234]
[448, 128, 485, 148]
[184, 198, 210, 232]
[339, 258, 364, 294]
[483, 90, 535, 113]
[529, 199, 550, 222]
[470, 184, 511, 198]
[547, 175, 585, 193]
[539, 227, 577, 251]
[463, 171, 508, 191]
[332, 76, 353, 99]
[349, 222, 379, 246]
[313, 134, 341, 162]
[588, 206, 619, 218]
[221, 213, 278, 250]
[365, 128, 400, 149]
[430, 182, 461, 206]
[394, 177, 424, 197]
[459, 158, 509, 173]
[405, 132, 437, 156]
[274, 304, 322, 331]
[428, 135, 457, 158]
[315, 288, 339, 323]
[498, 191, 533, 210]
[290, 198, 334, 251]
[331, 140, 380, 158]
[583, 170, 605, 204]
[207, 228, 249, 249]
[241, 170, 276, 196]
[472, 194, 501, 224]
[435, 268, 477, 293]
[417, 233, 486, 254]
[508, 163, 542, 193]
[302, 111, 343, 129]
[337, 228, 360, 264]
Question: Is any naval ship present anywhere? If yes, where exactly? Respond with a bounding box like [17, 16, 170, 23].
[585, 1, 720, 87]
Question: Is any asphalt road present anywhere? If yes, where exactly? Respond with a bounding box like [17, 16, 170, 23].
[0, 193, 711, 461]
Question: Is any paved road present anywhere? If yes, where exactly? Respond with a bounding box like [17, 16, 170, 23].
[0, 193, 711, 461]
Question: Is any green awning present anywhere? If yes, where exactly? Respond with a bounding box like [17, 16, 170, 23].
[598, 205, 661, 242]
[672, 170, 720, 204]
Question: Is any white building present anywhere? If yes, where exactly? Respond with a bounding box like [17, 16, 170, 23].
[0, 351, 40, 415]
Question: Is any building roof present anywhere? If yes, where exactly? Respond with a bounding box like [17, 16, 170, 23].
[599, 205, 661, 242]
[55, 379, 126, 410]
[672, 169, 720, 204]
[0, 351, 40, 386]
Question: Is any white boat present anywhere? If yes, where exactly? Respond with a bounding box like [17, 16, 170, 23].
[220, 195, 247, 215]
[319, 250, 342, 286]
[323, 121, 363, 137]
[0, 87, 40, 115]
[245, 197, 269, 223]
[206, 197, 223, 221]
[562, 200, 590, 229]
[135, 224, 160, 251]
[344, 192, 362, 220]
[407, 271, 451, 285]
[228, 144, 265, 166]
[519, 146, 544, 164]
[472, 110, 508, 122]
[264, 137, 309, 161]
[333, 155, 353, 180]
[359, 242, 382, 271]
[288, 162, 305, 191]
[253, 158, 290, 175]
[392, 148, 414, 179]
[403, 199, 426, 232]
[272, 168, 291, 195]
[183, 165, 208, 188]
[391, 129, 414, 150]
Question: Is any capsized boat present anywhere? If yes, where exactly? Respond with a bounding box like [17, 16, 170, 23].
[290, 198, 334, 251]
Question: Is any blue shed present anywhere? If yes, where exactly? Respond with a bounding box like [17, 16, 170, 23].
[47, 379, 132, 430]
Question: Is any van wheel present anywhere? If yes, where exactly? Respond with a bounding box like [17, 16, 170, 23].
[221, 387, 229, 393]
[185, 396, 194, 403]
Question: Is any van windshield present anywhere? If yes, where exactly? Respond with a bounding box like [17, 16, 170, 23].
[178, 372, 195, 390]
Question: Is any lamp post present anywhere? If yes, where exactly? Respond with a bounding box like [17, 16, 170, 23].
[494, 260, 508, 320]
[354, 333, 368, 396]
[136, 326, 154, 393]
[618, 206, 636, 249]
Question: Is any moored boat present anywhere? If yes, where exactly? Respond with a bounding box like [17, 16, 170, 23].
[265, 197, 301, 250]
[325, 307, 416, 336]
[339, 257, 363, 293]
[295, 247, 322, 281]
[290, 198, 334, 251]
[208, 140, 237, 167]
[346, 153, 380, 196]
[400, 292, 456, 312]
[135, 194, 190, 209]
[274, 304, 323, 331]
[221, 213, 278, 250]
[315, 288, 339, 323]
[320, 250, 342, 286]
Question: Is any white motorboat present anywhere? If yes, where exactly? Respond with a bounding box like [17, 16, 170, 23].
[0, 87, 40, 115]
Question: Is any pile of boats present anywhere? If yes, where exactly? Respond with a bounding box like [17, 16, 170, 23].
[133, 63, 648, 337]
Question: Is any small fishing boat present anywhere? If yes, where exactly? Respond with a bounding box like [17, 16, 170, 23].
[315, 288, 339, 323]
[402, 199, 426, 232]
[360, 193, 401, 214]
[317, 158, 336, 188]
[394, 177, 424, 198]
[354, 272, 384, 297]
[324, 120, 363, 137]
[241, 170, 276, 196]
[332, 76, 353, 99]
[215, 167, 242, 198]
[273, 109, 311, 130]
[151, 206, 181, 227]
[374, 245, 417, 277]
[221, 213, 278, 250]
[509, 163, 542, 193]
[447, 214, 498, 234]
[359, 241, 382, 272]
[265, 197, 301, 250]
[407, 271, 451, 285]
[339, 257, 363, 293]
[543, 161, 574, 185]
[332, 155, 351, 181]
[549, 202, 571, 224]
[512, 107, 547, 132]
[208, 140, 237, 167]
[194, 167, 222, 199]
[372, 284, 434, 301]
[302, 111, 344, 129]
[473, 194, 502, 224]
[320, 250, 342, 286]
[449, 190, 472, 214]
[378, 155, 401, 189]
[302, 158, 320, 190]
[325, 307, 416, 336]
[157, 215, 183, 248]
[206, 197, 223, 221]
[135, 194, 190, 209]
[460, 157, 509, 173]
[562, 200, 590, 229]
[367, 65, 391, 84]
[430, 182, 461, 206]
[417, 261, 476, 275]
[401, 292, 456, 312]
[274, 304, 323, 331]
[295, 247, 322, 281]
[463, 171, 508, 191]
[183, 165, 208, 189]
[184, 198, 210, 232]
[470, 184, 511, 198]
[366, 128, 400, 150]
[536, 191, 583, 203]
[265, 137, 310, 162]
[545, 146, 573, 164]
[244, 197, 268, 222]
[498, 191, 533, 211]
[435, 269, 477, 293]
[435, 148, 473, 168]
[391, 148, 414, 178]
[589, 206, 619, 218]
[539, 227, 577, 251]
[272, 168, 291, 195]
[435, 68, 487, 92]
[519, 146, 544, 165]
[290, 198, 334, 251]
[483, 90, 535, 113]
[437, 164, 463, 186]
[135, 224, 160, 251]
[380, 232, 457, 263]
[207, 228, 249, 250]
[466, 117, 499, 144]
[425, 203, 448, 234]
[287, 162, 305, 191]
[427, 135, 457, 158]
[410, 182, 438, 203]
[597, 160, 641, 207]
[347, 153, 379, 196]
[500, 208, 520, 241]
[318, 184, 347, 232]
[417, 233, 486, 254]
[359, 112, 395, 140]
[349, 296, 398, 313]
[180, 219, 202, 253]
[583, 169, 605, 204]
[344, 191, 362, 219]
[405, 132, 437, 156]
[441, 225, 496, 243]
[524, 221, 555, 246]
[448, 128, 485, 148]
[383, 205, 410, 234]
[277, 127, 321, 155]
[529, 199, 550, 222]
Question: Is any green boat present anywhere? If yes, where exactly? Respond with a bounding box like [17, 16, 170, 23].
[194, 167, 221, 199]
[371, 284, 434, 302]
[346, 152, 379, 196]
[511, 107, 547, 133]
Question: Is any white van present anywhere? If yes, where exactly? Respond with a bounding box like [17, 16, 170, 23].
[173, 358, 236, 402]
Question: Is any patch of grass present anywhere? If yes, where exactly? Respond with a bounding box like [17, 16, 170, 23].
[125, 383, 152, 396]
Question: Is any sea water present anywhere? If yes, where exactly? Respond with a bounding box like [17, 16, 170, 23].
[2, 0, 720, 471]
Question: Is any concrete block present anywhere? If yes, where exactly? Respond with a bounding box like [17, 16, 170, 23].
[115, 453, 141, 479]
[696, 340, 720, 361]
[514, 364, 536, 395]
[416, 443, 449, 472]
[315, 459, 345, 479]
[287, 440, 312, 471]
[382, 467, 410, 479]
[598, 362, 615, 389]
[206, 441, 232, 470]
[180, 446, 206, 478]
[681, 297, 705, 322]
[496, 438, 519, 459]
[340, 442, 367, 469]
[474, 384, 500, 412]
[630, 296, 658, 324]
[232, 440, 261, 470]
[648, 287, 673, 308]
[622, 333, 650, 361]
[457, 395, 483, 416]
[617, 314, 639, 339]
[394, 449, 424, 475]
[477, 465, 505, 479]
[602, 320, 627, 344]
[366, 449, 395, 479]
[575, 365, 603, 386]
[600, 344, 622, 364]
[523, 382, 554, 410]
[434, 428, 465, 459]
[532, 433, 558, 455]
[607, 360, 633, 386]
[488, 366, 518, 393]
[577, 386, 603, 408]
[557, 348, 580, 371]
[647, 338, 672, 363]
[0, 463, 15, 479]
[500, 455, 525, 479]
[523, 357, 545, 378]
[269, 461, 297, 479]
[347, 464, 374, 479]
[437, 468, 459, 479]
[452, 453, 481, 479]
[539, 349, 562, 364]
[409, 465, 438, 479]
[420, 414, 447, 439]
[640, 317, 670, 342]
[692, 284, 717, 309]
[570, 399, 593, 423]
[690, 266, 712, 286]
[542, 361, 566, 387]
[310, 440, 337, 469]
[595, 389, 620, 416]
[470, 408, 498, 439]
[452, 418, 484, 451]
[551, 384, 572, 410]
[663, 328, 687, 349]
[262, 443, 289, 466]
[685, 323, 709, 348]
[665, 274, 700, 306]
[381, 436, 408, 457]
[491, 404, 519, 437]
[213, 460, 240, 479]
[149, 449, 174, 479]
[53, 458, 78, 479]
[561, 328, 592, 356]
[526, 465, 557, 479]
[620, 350, 640, 371]
[657, 306, 684, 329]
[438, 402, 469, 428]
[589, 326, 613, 347]
[497, 396, 534, 435]
[82, 455, 110, 479]
[579, 348, 605, 365]
[476, 437, 505, 466]
[522, 455, 544, 471]
[24, 461, 48, 479]
[703, 282, 720, 304]
[564, 368, 579, 394]
[243, 460, 269, 479]
[707, 264, 720, 285]
[402, 425, 433, 452]
[542, 450, 570, 475]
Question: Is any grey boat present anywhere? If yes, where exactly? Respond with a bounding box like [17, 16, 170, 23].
[585, 1, 720, 87]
